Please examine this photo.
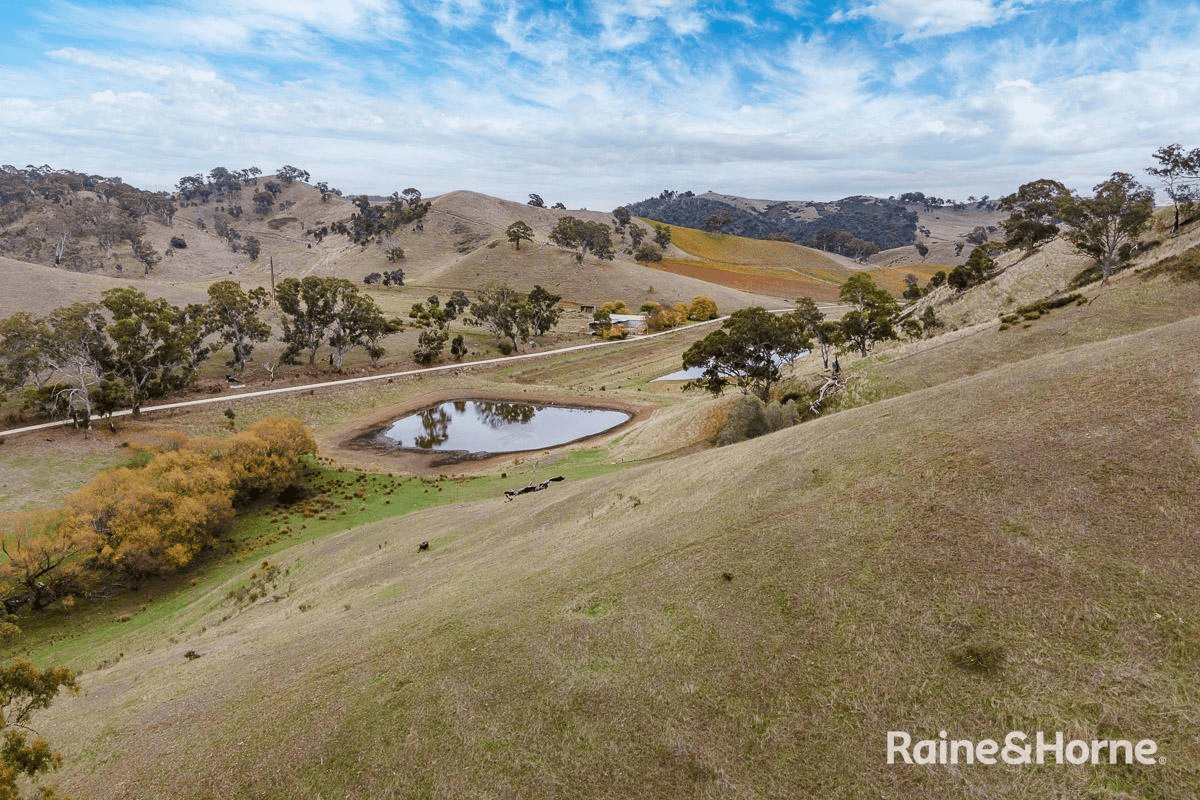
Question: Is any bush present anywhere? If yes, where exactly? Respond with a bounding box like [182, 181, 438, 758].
[688, 296, 718, 320]
[716, 395, 768, 446]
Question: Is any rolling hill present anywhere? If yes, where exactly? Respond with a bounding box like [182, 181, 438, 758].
[6, 213, 1196, 798]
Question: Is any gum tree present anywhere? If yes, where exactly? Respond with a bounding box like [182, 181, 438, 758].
[1059, 172, 1155, 283]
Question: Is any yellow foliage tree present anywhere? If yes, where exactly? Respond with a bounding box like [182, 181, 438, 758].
[0, 509, 96, 612]
[599, 300, 628, 314]
[688, 296, 718, 320]
[187, 416, 316, 503]
[64, 450, 235, 578]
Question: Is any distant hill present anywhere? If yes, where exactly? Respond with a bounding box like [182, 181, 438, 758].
[624, 190, 922, 254]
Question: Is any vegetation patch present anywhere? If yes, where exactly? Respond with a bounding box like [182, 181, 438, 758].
[1140, 242, 1200, 282]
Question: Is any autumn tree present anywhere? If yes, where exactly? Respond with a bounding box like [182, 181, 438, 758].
[0, 510, 94, 612]
[0, 635, 78, 800]
[681, 307, 812, 402]
[207, 281, 271, 375]
[1059, 172, 1155, 283]
[63, 449, 235, 578]
[687, 296, 718, 321]
[506, 220, 534, 249]
[186, 416, 316, 504]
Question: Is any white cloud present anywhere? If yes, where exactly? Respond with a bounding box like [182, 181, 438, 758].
[832, 0, 1031, 39]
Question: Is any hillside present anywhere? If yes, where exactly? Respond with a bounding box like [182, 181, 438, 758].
[0, 171, 790, 318]
[625, 190, 921, 252]
[6, 223, 1194, 797]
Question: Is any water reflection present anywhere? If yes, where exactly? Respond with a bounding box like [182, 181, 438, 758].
[379, 400, 629, 454]
[476, 401, 537, 428]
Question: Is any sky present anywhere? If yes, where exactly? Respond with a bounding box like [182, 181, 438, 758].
[1, 0, 1196, 210]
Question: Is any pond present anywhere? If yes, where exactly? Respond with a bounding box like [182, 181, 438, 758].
[370, 399, 631, 456]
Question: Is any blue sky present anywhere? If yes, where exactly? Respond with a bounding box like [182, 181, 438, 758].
[1, 0, 1195, 209]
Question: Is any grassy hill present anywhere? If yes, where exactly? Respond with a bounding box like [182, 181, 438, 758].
[647, 222, 947, 301]
[0, 178, 789, 321]
[3, 214, 1194, 798]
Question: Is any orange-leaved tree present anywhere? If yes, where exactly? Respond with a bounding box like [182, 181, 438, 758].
[63, 449, 235, 578]
[0, 509, 96, 612]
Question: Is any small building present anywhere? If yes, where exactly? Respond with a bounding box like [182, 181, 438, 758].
[588, 313, 647, 335]
[579, 304, 596, 313]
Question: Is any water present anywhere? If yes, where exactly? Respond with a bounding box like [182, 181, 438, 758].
[378, 400, 631, 454]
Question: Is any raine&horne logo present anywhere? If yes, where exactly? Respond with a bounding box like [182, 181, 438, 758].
[887, 730, 1162, 766]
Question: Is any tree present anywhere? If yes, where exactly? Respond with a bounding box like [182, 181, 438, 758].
[947, 246, 997, 291]
[276, 165, 310, 184]
[528, 193, 545, 207]
[999, 178, 1070, 250]
[681, 307, 811, 402]
[611, 207, 631, 230]
[275, 276, 344, 365]
[475, 286, 564, 341]
[653, 223, 672, 249]
[100, 287, 204, 414]
[791, 296, 830, 367]
[242, 235, 261, 261]
[1146, 143, 1200, 233]
[687, 296, 718, 321]
[836, 274, 900, 357]
[408, 297, 450, 365]
[506, 220, 534, 250]
[0, 510, 94, 612]
[1059, 172, 1155, 283]
[525, 285, 562, 336]
[634, 242, 662, 263]
[0, 313, 55, 394]
[328, 288, 390, 369]
[548, 216, 614, 262]
[39, 303, 111, 428]
[703, 210, 732, 234]
[207, 281, 271, 375]
[0, 640, 78, 800]
[902, 273, 923, 300]
[63, 449, 235, 578]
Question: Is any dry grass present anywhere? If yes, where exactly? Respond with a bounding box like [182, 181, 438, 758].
[20, 268, 1200, 799]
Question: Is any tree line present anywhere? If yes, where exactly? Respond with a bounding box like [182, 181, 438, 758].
[0, 279, 397, 428]
[406, 284, 563, 363]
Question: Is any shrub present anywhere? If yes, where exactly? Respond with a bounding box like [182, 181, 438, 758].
[716, 395, 768, 446]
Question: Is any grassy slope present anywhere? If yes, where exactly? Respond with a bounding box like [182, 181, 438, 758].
[27, 267, 1200, 798]
[655, 223, 945, 301]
